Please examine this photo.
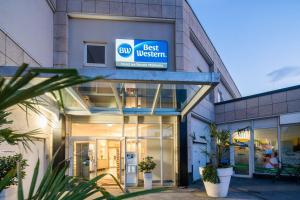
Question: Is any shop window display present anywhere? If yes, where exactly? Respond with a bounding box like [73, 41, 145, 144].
[281, 125, 300, 166]
[254, 128, 278, 173]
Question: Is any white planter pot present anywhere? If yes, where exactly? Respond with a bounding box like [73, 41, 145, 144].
[199, 167, 233, 197]
[143, 172, 152, 190]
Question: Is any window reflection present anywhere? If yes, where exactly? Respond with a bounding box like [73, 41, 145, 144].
[254, 128, 278, 173]
[281, 125, 300, 166]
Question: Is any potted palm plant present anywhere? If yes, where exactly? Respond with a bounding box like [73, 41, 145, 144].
[199, 124, 232, 197]
[138, 156, 156, 189]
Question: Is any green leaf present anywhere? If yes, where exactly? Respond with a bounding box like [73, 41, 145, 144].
[0, 168, 16, 192]
[17, 162, 24, 200]
[28, 159, 39, 199]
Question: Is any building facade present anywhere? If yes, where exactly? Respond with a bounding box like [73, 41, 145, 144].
[215, 85, 300, 178]
[0, 0, 244, 198]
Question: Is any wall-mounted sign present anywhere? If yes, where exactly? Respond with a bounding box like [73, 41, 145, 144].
[115, 39, 168, 69]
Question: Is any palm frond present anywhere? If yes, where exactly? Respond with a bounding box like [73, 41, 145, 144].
[0, 168, 16, 192]
[0, 63, 99, 149]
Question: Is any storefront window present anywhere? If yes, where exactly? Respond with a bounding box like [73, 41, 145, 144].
[162, 138, 174, 184]
[71, 115, 176, 186]
[281, 125, 300, 166]
[254, 128, 278, 173]
[162, 124, 173, 137]
[232, 129, 250, 175]
[138, 139, 161, 184]
[72, 123, 122, 137]
[124, 124, 136, 138]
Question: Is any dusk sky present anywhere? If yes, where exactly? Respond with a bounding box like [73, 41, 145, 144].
[188, 0, 300, 96]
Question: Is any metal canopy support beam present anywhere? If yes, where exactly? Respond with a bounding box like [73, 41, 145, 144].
[181, 85, 213, 118]
[110, 83, 123, 114]
[0, 66, 220, 85]
[151, 84, 162, 115]
[76, 68, 220, 85]
[64, 88, 90, 114]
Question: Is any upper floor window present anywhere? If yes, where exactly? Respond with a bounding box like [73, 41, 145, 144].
[217, 90, 224, 102]
[84, 43, 106, 66]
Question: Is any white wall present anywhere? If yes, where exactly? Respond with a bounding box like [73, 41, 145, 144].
[0, 106, 58, 199]
[0, 0, 53, 67]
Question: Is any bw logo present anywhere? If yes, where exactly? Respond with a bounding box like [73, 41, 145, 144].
[118, 43, 132, 58]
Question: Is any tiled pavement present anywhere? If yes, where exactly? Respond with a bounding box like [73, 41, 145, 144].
[98, 177, 300, 200]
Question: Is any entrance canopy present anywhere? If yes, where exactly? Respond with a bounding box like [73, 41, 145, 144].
[0, 66, 219, 117]
[63, 68, 219, 117]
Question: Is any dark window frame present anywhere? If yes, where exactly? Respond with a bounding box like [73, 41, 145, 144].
[84, 43, 106, 67]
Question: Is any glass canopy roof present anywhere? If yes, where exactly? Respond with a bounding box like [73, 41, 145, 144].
[0, 66, 219, 117]
[61, 68, 220, 117]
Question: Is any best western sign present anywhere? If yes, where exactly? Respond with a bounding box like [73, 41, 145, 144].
[115, 39, 168, 69]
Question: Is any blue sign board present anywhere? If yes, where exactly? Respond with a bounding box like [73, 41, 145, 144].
[116, 39, 168, 69]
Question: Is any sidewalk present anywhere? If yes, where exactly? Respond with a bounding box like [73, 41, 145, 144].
[129, 177, 300, 200]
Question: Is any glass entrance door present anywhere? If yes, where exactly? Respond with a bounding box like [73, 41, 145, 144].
[73, 141, 96, 180]
[96, 140, 121, 186]
[231, 130, 251, 177]
[73, 139, 123, 185]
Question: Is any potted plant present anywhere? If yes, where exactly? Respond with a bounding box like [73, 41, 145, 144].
[138, 156, 156, 189]
[199, 124, 232, 197]
[0, 154, 27, 198]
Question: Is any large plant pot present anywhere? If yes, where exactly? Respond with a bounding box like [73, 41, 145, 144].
[199, 167, 233, 197]
[143, 172, 152, 190]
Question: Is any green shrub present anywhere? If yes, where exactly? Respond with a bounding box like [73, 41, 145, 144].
[138, 156, 156, 173]
[0, 154, 27, 189]
[202, 123, 231, 184]
[202, 165, 220, 184]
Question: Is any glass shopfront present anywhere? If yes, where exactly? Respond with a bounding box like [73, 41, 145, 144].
[69, 115, 176, 187]
[254, 128, 278, 173]
[231, 129, 251, 176]
[230, 121, 300, 177]
[280, 125, 300, 167]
